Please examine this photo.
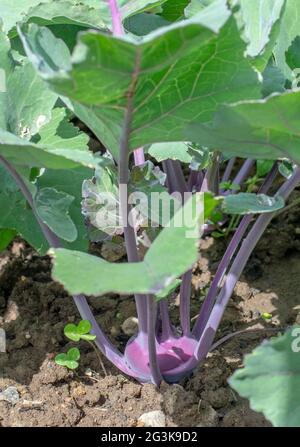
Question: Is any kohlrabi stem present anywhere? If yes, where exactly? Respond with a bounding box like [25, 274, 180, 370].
[118, 50, 148, 335]
[159, 300, 173, 340]
[194, 166, 300, 361]
[107, 0, 123, 36]
[162, 159, 192, 335]
[221, 157, 236, 183]
[0, 155, 138, 377]
[147, 295, 163, 386]
[107, 0, 145, 165]
[180, 269, 192, 335]
[193, 162, 278, 338]
[224, 158, 255, 194]
[133, 147, 145, 166]
[187, 169, 199, 192]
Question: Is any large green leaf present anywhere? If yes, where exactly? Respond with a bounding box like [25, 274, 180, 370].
[235, 0, 285, 58]
[229, 327, 300, 427]
[20, 0, 107, 32]
[0, 163, 91, 253]
[0, 229, 17, 251]
[0, 29, 57, 137]
[34, 187, 77, 242]
[2, 0, 168, 34]
[187, 90, 300, 164]
[36, 167, 91, 251]
[222, 193, 285, 215]
[274, 0, 300, 79]
[148, 142, 192, 163]
[19, 11, 261, 159]
[160, 0, 190, 21]
[124, 13, 170, 36]
[0, 129, 98, 170]
[184, 0, 219, 19]
[0, 165, 48, 252]
[0, 30, 98, 171]
[51, 194, 204, 296]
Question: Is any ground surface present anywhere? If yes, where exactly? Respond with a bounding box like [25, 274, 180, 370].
[0, 195, 300, 427]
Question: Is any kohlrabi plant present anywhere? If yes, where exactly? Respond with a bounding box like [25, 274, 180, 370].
[1, 0, 300, 427]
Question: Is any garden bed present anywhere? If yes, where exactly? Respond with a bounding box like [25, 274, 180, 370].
[1, 201, 299, 427]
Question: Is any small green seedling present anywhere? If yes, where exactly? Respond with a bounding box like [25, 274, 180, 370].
[55, 347, 80, 370]
[64, 320, 97, 342]
[220, 181, 241, 192]
[261, 312, 273, 321]
[55, 320, 107, 376]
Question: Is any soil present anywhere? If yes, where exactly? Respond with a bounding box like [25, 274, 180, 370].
[0, 197, 300, 427]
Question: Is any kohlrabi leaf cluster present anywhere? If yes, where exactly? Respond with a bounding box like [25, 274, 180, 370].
[1, 0, 300, 426]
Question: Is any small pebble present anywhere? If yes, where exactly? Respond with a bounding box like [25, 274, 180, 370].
[138, 410, 166, 427]
[0, 387, 20, 405]
[121, 317, 139, 336]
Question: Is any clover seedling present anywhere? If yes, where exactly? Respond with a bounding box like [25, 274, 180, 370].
[55, 348, 80, 370]
[64, 320, 96, 342]
[63, 320, 106, 376]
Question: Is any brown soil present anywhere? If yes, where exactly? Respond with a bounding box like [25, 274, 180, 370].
[0, 200, 300, 427]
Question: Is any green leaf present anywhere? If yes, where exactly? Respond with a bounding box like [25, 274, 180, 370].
[0, 29, 57, 138]
[34, 187, 77, 242]
[235, 0, 285, 58]
[148, 143, 191, 163]
[55, 347, 80, 369]
[187, 90, 300, 165]
[0, 31, 98, 172]
[0, 166, 48, 252]
[155, 278, 181, 300]
[37, 165, 91, 252]
[160, 0, 190, 21]
[261, 64, 285, 97]
[285, 35, 300, 71]
[274, 0, 300, 79]
[229, 327, 300, 427]
[222, 193, 284, 215]
[0, 228, 16, 251]
[80, 334, 97, 341]
[32, 108, 89, 151]
[184, 0, 217, 18]
[19, 12, 260, 159]
[51, 194, 205, 296]
[77, 320, 92, 335]
[124, 12, 170, 36]
[20, 0, 107, 31]
[64, 323, 81, 342]
[256, 159, 275, 178]
[64, 320, 95, 342]
[279, 159, 294, 179]
[67, 347, 80, 362]
[0, 129, 99, 170]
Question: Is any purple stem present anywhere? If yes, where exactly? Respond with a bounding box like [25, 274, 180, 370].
[107, 0, 123, 36]
[187, 170, 199, 192]
[118, 52, 148, 335]
[147, 295, 163, 385]
[193, 162, 278, 338]
[194, 166, 300, 361]
[159, 300, 173, 341]
[0, 155, 136, 377]
[133, 147, 145, 166]
[162, 159, 192, 335]
[223, 158, 255, 196]
[107, 0, 145, 165]
[221, 157, 236, 183]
